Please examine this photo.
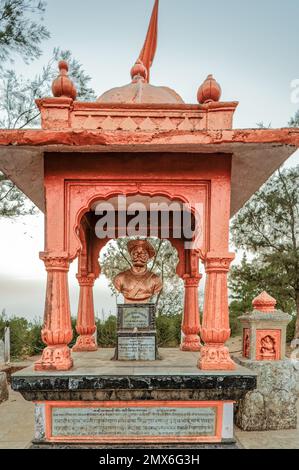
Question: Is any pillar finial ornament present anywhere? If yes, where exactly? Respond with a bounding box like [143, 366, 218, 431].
[52, 60, 77, 100]
[197, 74, 222, 104]
[252, 291, 277, 312]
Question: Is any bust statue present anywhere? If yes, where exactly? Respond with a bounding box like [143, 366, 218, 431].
[113, 240, 163, 304]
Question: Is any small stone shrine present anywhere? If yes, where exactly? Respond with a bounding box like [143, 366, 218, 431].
[235, 292, 297, 431]
[239, 291, 291, 361]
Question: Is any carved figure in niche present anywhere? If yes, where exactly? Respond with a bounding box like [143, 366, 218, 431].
[260, 335, 276, 359]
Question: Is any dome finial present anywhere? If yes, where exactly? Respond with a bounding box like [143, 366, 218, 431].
[130, 60, 148, 83]
[197, 74, 222, 104]
[252, 291, 277, 312]
[52, 60, 77, 100]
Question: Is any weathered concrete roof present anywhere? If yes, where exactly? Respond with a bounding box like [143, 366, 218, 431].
[0, 127, 298, 215]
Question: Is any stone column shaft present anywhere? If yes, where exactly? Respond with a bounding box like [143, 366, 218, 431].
[198, 252, 236, 370]
[73, 274, 97, 352]
[35, 252, 73, 371]
[181, 275, 202, 351]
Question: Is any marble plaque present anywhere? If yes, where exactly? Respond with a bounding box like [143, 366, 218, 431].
[118, 336, 156, 361]
[122, 306, 150, 329]
[51, 406, 217, 438]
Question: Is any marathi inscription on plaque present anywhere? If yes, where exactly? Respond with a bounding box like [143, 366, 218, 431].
[118, 336, 156, 361]
[122, 306, 150, 329]
[51, 406, 217, 438]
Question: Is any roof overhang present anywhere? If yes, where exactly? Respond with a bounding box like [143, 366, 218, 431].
[0, 128, 298, 216]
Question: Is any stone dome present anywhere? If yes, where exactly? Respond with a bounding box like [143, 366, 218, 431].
[97, 81, 185, 105]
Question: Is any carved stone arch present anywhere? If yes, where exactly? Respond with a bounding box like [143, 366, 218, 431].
[67, 184, 205, 261]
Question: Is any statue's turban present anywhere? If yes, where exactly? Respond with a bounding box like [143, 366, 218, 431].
[127, 239, 155, 259]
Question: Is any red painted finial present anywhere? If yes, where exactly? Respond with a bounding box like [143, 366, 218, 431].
[197, 74, 222, 104]
[52, 60, 77, 100]
[130, 60, 148, 83]
[252, 291, 277, 312]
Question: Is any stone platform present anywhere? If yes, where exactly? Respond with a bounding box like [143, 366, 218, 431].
[12, 349, 256, 447]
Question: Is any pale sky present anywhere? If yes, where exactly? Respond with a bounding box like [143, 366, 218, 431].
[1, 0, 299, 320]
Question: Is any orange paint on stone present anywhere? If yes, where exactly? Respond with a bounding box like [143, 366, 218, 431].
[41, 400, 226, 444]
[256, 330, 281, 361]
[34, 253, 73, 371]
[252, 291, 277, 312]
[72, 274, 97, 352]
[180, 275, 202, 352]
[197, 74, 222, 104]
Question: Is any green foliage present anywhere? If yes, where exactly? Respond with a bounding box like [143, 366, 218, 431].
[289, 110, 299, 128]
[0, 0, 50, 66]
[96, 316, 117, 348]
[0, 310, 184, 360]
[0, 47, 96, 130]
[0, 311, 43, 358]
[229, 301, 245, 337]
[287, 315, 296, 343]
[156, 313, 182, 347]
[230, 165, 299, 339]
[0, 47, 96, 217]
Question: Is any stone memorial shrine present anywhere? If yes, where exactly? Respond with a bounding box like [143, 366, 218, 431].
[235, 292, 297, 431]
[1, 0, 298, 447]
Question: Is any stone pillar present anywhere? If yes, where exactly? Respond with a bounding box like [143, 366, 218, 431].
[73, 274, 97, 352]
[198, 252, 236, 370]
[35, 252, 73, 372]
[180, 275, 202, 351]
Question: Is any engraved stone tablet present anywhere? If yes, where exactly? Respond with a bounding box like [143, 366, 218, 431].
[117, 303, 156, 331]
[123, 306, 150, 329]
[51, 405, 217, 440]
[118, 335, 156, 361]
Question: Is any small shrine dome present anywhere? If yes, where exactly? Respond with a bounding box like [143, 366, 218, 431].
[97, 1, 184, 106]
[97, 61, 184, 105]
[97, 81, 184, 105]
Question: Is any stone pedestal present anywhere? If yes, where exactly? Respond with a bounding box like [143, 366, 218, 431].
[115, 304, 158, 361]
[235, 357, 297, 431]
[12, 349, 256, 447]
[0, 372, 8, 403]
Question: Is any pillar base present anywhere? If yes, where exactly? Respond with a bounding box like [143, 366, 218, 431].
[34, 346, 73, 372]
[72, 335, 97, 352]
[180, 334, 201, 352]
[198, 345, 236, 371]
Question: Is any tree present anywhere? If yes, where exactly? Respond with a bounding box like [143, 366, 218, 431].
[100, 237, 184, 316]
[0, 47, 96, 129]
[289, 111, 299, 128]
[0, 0, 49, 66]
[0, 48, 96, 217]
[230, 166, 299, 339]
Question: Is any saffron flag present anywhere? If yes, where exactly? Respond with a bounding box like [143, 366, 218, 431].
[138, 0, 159, 82]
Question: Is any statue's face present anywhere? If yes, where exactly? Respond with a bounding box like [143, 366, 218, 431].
[131, 246, 149, 267]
